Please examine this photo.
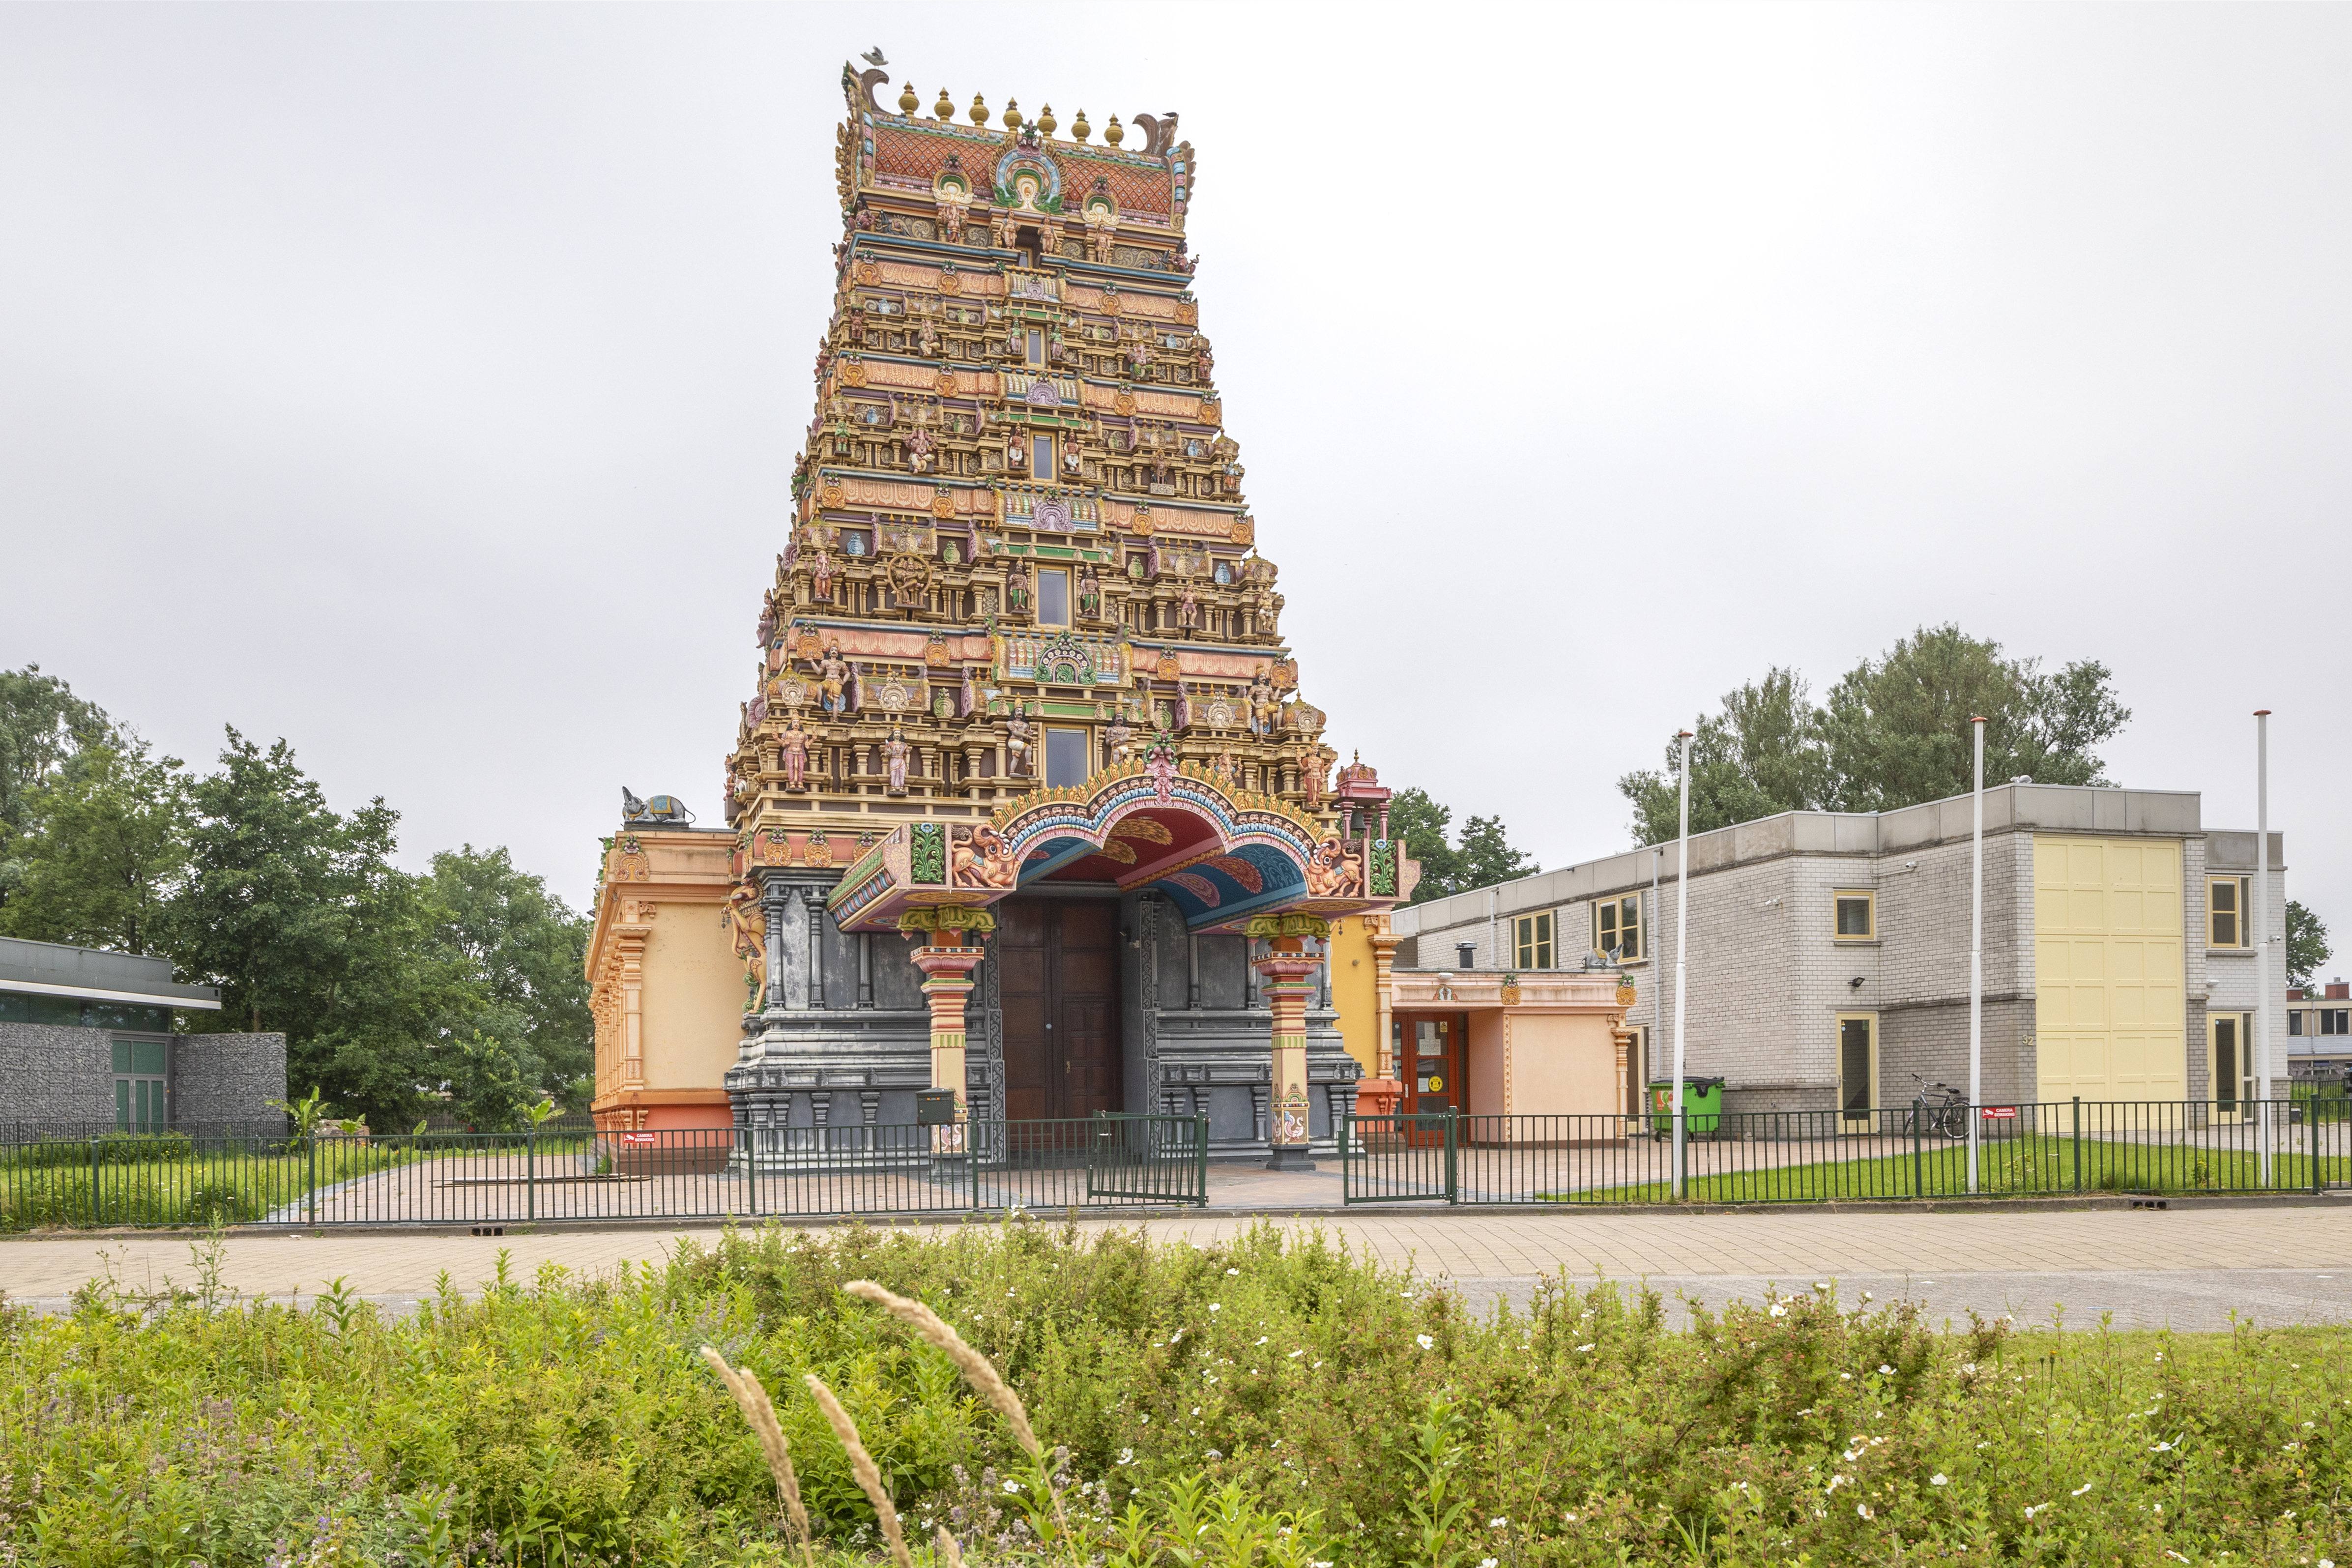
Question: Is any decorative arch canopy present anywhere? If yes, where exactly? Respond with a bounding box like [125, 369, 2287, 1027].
[826, 760, 1409, 935]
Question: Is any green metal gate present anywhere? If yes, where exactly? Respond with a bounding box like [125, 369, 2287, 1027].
[1084, 1112, 1209, 1205]
[1339, 1111, 1457, 1204]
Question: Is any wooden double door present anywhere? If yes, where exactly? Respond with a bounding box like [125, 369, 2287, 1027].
[998, 897, 1124, 1122]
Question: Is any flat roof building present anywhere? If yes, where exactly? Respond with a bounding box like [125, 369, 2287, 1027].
[1392, 784, 2285, 1119]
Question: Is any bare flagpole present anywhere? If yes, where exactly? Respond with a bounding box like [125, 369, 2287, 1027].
[1672, 728, 1693, 1202]
[1970, 716, 1986, 1194]
[2255, 708, 2272, 1187]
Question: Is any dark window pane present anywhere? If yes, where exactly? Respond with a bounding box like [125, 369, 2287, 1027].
[1836, 897, 1872, 938]
[1840, 1019, 1873, 1114]
[0, 992, 27, 1023]
[1045, 729, 1088, 788]
[130, 1039, 167, 1074]
[1038, 569, 1069, 626]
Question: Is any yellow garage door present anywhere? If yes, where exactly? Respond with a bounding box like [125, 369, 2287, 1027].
[2033, 836, 2185, 1103]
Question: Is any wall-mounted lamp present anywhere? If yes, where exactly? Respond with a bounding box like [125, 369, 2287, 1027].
[1901, 860, 1918, 872]
[1848, 975, 1866, 990]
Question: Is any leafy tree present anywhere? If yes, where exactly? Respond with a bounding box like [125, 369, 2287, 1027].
[2287, 900, 2331, 990]
[1385, 787, 1458, 904]
[446, 1030, 538, 1133]
[1385, 786, 1539, 904]
[427, 845, 593, 1102]
[1819, 624, 2129, 813]
[0, 664, 117, 915]
[0, 735, 190, 955]
[1619, 627, 2131, 843]
[1619, 668, 1829, 844]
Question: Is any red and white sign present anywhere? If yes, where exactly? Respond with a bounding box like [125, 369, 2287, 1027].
[1980, 1106, 2019, 1120]
[621, 1132, 657, 1144]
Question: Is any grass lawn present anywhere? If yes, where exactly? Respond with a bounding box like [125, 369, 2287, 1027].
[1558, 1132, 2347, 1205]
[1, 1219, 2345, 1566]
[0, 1136, 607, 1231]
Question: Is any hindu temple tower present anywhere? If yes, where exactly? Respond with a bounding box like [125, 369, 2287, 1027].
[585, 62, 1418, 1165]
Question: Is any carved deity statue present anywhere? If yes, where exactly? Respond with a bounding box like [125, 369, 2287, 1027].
[960, 665, 977, 718]
[810, 550, 834, 604]
[917, 315, 939, 356]
[1176, 582, 1202, 632]
[1212, 750, 1237, 791]
[907, 424, 934, 474]
[1005, 560, 1033, 616]
[1064, 440, 1083, 476]
[1106, 709, 1137, 765]
[1248, 666, 1278, 735]
[1006, 710, 1034, 776]
[1006, 431, 1026, 470]
[725, 882, 767, 1000]
[1075, 562, 1102, 620]
[781, 715, 809, 790]
[1298, 744, 1331, 810]
[884, 729, 910, 795]
[814, 640, 850, 715]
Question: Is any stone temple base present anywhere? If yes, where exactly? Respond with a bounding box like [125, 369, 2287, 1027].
[1261, 1144, 1318, 1172]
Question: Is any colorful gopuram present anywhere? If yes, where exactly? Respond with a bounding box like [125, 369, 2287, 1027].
[585, 63, 1421, 1165]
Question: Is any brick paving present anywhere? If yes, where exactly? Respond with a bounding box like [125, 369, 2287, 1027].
[4, 1201, 2348, 1331]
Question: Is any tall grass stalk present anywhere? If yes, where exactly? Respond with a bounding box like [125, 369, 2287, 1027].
[699, 1346, 815, 1566]
[804, 1373, 914, 1568]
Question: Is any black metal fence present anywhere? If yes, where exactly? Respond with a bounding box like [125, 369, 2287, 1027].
[1340, 1099, 2352, 1206]
[0, 1113, 1209, 1231]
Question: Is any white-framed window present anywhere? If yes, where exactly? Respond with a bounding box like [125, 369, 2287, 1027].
[1834, 891, 1875, 940]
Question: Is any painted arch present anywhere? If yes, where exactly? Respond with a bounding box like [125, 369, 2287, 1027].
[824, 760, 1398, 935]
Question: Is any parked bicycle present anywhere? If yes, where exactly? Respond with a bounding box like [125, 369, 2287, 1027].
[1902, 1074, 1971, 1140]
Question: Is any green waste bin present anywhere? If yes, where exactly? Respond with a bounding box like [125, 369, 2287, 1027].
[1647, 1077, 1726, 1140]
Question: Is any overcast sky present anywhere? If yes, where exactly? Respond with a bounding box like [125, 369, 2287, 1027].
[3, 4, 2348, 952]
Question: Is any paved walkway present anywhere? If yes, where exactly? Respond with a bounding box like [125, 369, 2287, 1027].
[5, 1204, 2348, 1332]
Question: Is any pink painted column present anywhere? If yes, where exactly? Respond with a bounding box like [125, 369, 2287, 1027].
[1250, 914, 1329, 1170]
[912, 939, 986, 1151]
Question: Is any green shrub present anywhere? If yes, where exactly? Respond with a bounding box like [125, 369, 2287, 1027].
[0, 1220, 2344, 1566]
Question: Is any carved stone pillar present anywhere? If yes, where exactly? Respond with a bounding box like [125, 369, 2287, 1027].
[1250, 913, 1327, 1170]
[912, 921, 989, 1151]
[770, 882, 810, 1010]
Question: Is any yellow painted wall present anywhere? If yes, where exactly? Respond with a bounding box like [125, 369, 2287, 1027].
[1502, 1014, 1622, 1122]
[2033, 836, 2186, 1102]
[1467, 1011, 1508, 1116]
[642, 904, 752, 1109]
[1328, 916, 1380, 1077]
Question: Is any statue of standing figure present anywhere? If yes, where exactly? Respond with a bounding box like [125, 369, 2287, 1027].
[885, 729, 910, 796]
[1176, 581, 1202, 633]
[1006, 709, 1034, 777]
[960, 665, 977, 718]
[1006, 559, 1034, 617]
[810, 550, 834, 604]
[814, 641, 850, 715]
[781, 715, 810, 791]
[1248, 666, 1278, 735]
[1076, 561, 1102, 620]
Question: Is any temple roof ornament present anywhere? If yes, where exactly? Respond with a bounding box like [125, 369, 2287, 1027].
[726, 60, 1413, 924]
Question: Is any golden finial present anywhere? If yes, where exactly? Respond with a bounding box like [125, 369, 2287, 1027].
[968, 92, 989, 125]
[1072, 109, 1091, 142]
[1035, 103, 1057, 137]
[1002, 98, 1023, 131]
[934, 87, 955, 120]
[898, 82, 919, 116]
[1104, 115, 1125, 147]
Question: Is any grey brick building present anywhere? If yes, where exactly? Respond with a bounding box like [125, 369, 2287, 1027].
[0, 935, 285, 1136]
[1392, 785, 2286, 1116]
